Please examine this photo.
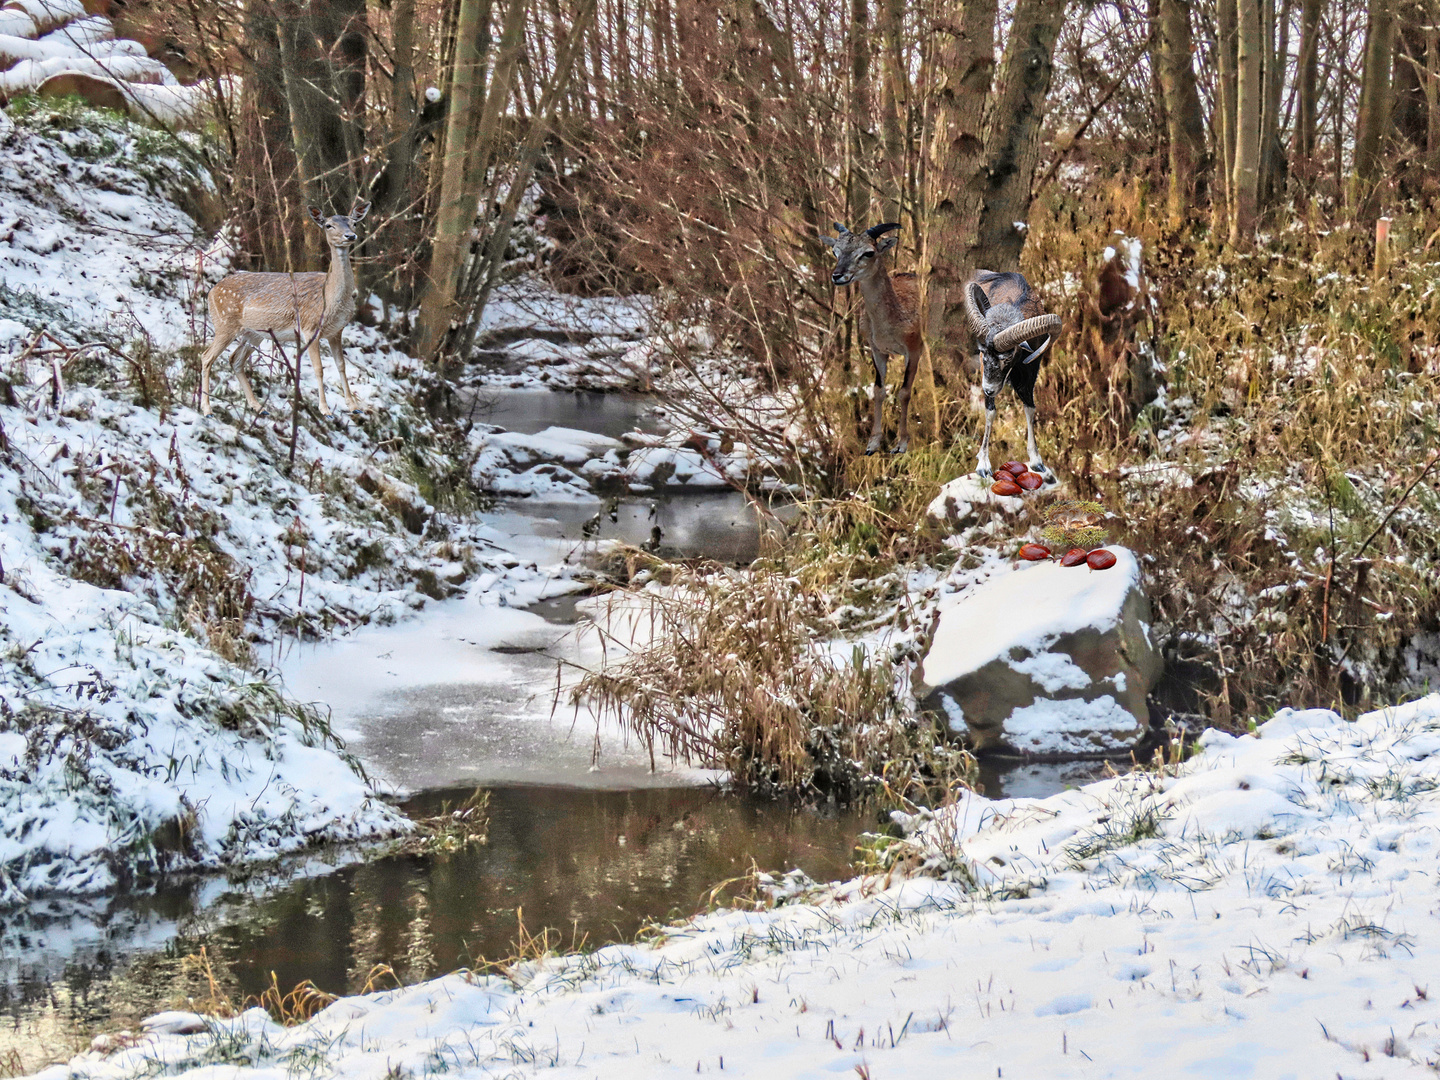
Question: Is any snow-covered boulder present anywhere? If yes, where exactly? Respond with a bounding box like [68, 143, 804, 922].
[915, 546, 1159, 756]
[927, 472, 1032, 527]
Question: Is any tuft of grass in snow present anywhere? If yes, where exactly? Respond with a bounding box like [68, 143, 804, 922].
[571, 563, 973, 800]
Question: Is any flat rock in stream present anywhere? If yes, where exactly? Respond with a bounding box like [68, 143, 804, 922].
[915, 547, 1159, 757]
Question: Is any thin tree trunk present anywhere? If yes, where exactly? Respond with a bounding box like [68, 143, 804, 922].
[1231, 0, 1263, 241]
[1295, 0, 1322, 162]
[413, 0, 494, 360]
[877, 0, 907, 222]
[1427, 23, 1440, 167]
[1352, 0, 1396, 223]
[460, 0, 599, 352]
[1157, 0, 1210, 220]
[974, 0, 1066, 271]
[370, 0, 419, 302]
[1217, 0, 1240, 224]
[1259, 0, 1291, 205]
[924, 0, 997, 384]
[847, 0, 872, 227]
[1393, 4, 1429, 149]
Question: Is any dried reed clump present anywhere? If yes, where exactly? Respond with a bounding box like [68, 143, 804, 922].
[571, 566, 969, 800]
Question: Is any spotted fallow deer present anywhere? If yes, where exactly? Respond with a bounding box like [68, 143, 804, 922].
[821, 221, 923, 454]
[964, 270, 1062, 480]
[199, 200, 370, 417]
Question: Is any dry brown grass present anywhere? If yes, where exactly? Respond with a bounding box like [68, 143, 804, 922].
[571, 560, 972, 800]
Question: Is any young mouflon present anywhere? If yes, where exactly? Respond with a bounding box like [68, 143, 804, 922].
[822, 221, 923, 454]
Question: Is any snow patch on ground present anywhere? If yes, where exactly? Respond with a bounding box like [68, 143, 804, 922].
[42, 695, 1440, 1077]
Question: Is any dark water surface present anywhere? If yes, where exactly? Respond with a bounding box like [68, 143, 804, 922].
[1, 785, 869, 1069]
[464, 388, 661, 439]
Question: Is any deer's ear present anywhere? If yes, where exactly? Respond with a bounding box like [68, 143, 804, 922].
[875, 235, 898, 256]
[819, 235, 837, 249]
[307, 206, 326, 228]
[969, 282, 991, 315]
[350, 199, 371, 222]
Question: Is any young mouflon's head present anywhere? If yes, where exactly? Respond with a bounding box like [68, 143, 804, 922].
[821, 221, 900, 286]
[964, 279, 1061, 364]
[307, 199, 371, 248]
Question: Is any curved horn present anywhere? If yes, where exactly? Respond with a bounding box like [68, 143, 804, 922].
[963, 283, 988, 336]
[865, 222, 901, 239]
[993, 314, 1062, 353]
[833, 221, 849, 234]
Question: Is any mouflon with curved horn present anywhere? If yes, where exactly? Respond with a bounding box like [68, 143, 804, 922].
[965, 270, 1062, 480]
[820, 220, 923, 454]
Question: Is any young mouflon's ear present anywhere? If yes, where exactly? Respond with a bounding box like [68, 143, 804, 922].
[969, 281, 991, 315]
[875, 235, 899, 255]
[820, 235, 837, 249]
[350, 199, 371, 222]
[307, 206, 326, 227]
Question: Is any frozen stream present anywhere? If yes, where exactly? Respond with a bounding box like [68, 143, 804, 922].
[2, 387, 1103, 1071]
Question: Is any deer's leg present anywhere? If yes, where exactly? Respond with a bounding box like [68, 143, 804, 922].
[1011, 361, 1052, 480]
[230, 334, 263, 412]
[891, 339, 922, 454]
[866, 347, 888, 455]
[198, 326, 238, 416]
[309, 337, 331, 415]
[975, 355, 1004, 478]
[329, 332, 358, 411]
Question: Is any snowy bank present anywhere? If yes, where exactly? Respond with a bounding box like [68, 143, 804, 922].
[38, 696, 1440, 1077]
[0, 102, 584, 897]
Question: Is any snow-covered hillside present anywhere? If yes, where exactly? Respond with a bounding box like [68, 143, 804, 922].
[38, 697, 1440, 1077]
[0, 101, 578, 899]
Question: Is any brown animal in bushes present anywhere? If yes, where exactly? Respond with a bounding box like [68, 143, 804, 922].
[821, 222, 923, 454]
[964, 270, 1062, 479]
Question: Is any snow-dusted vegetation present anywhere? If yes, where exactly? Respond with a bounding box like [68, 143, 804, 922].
[0, 101, 571, 899]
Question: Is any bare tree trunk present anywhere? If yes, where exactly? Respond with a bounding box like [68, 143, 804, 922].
[974, 0, 1065, 270]
[238, 0, 303, 271]
[1157, 0, 1210, 220]
[877, 0, 908, 222]
[1393, 4, 1429, 150]
[923, 0, 997, 384]
[274, 0, 365, 218]
[370, 0, 420, 298]
[1295, 0, 1322, 164]
[414, 0, 497, 360]
[1352, 0, 1396, 223]
[1259, 0, 1291, 205]
[1217, 0, 1240, 224]
[1231, 0, 1263, 241]
[847, 0, 873, 226]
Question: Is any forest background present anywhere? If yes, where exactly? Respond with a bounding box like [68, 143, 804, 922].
[122, 0, 1440, 734]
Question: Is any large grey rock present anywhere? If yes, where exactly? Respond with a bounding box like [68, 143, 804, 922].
[915, 547, 1160, 757]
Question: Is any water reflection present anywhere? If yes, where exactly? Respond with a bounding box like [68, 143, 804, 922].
[0, 785, 868, 1070]
[464, 388, 660, 439]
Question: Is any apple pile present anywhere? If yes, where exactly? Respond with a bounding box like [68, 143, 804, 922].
[989, 461, 1044, 496]
[1017, 542, 1117, 570]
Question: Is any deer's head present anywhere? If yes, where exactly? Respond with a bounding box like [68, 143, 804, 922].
[965, 280, 1061, 368]
[821, 221, 900, 286]
[308, 199, 371, 249]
